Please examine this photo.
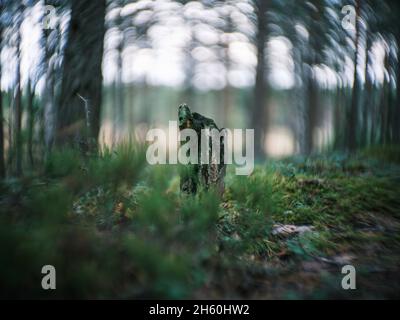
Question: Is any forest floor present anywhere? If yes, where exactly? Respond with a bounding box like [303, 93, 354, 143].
[205, 149, 400, 299]
[1, 146, 400, 299]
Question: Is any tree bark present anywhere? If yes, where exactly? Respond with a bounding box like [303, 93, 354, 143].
[304, 66, 318, 155]
[380, 51, 390, 145]
[392, 30, 400, 144]
[251, 0, 268, 160]
[56, 0, 106, 150]
[361, 29, 372, 147]
[387, 0, 400, 144]
[42, 22, 57, 155]
[348, 0, 361, 151]
[113, 28, 124, 145]
[0, 24, 4, 178]
[395, 37, 400, 144]
[27, 79, 35, 167]
[302, 0, 322, 155]
[13, 12, 23, 176]
[223, 14, 234, 128]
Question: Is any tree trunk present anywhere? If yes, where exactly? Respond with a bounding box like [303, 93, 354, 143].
[128, 84, 135, 133]
[223, 15, 233, 128]
[42, 23, 57, 155]
[27, 79, 35, 167]
[114, 32, 124, 145]
[13, 14, 23, 176]
[303, 0, 322, 156]
[223, 54, 233, 128]
[348, 0, 361, 151]
[252, 0, 268, 160]
[333, 86, 344, 151]
[385, 0, 400, 144]
[361, 30, 372, 147]
[380, 51, 390, 145]
[0, 24, 4, 178]
[395, 34, 400, 144]
[293, 44, 306, 154]
[56, 0, 106, 150]
[183, 28, 196, 107]
[304, 66, 318, 155]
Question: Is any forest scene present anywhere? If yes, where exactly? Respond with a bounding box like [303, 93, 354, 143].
[0, 0, 400, 299]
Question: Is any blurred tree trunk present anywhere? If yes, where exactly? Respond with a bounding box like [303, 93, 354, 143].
[183, 28, 196, 106]
[387, 0, 400, 145]
[370, 86, 377, 145]
[387, 51, 395, 143]
[26, 79, 35, 167]
[141, 80, 151, 124]
[333, 86, 345, 150]
[56, 0, 106, 150]
[251, 0, 268, 160]
[303, 0, 321, 155]
[0, 23, 4, 178]
[7, 89, 13, 168]
[292, 44, 306, 153]
[128, 84, 135, 133]
[304, 67, 318, 155]
[113, 33, 124, 145]
[223, 48, 233, 128]
[348, 0, 361, 151]
[111, 81, 117, 146]
[13, 11, 23, 176]
[380, 51, 390, 144]
[361, 30, 372, 147]
[395, 33, 400, 144]
[42, 19, 58, 155]
[223, 15, 233, 128]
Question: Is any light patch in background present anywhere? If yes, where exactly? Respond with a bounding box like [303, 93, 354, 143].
[229, 41, 256, 66]
[313, 64, 338, 89]
[20, 3, 43, 87]
[1, 1, 70, 94]
[265, 126, 295, 158]
[370, 39, 388, 85]
[193, 62, 226, 91]
[1, 3, 43, 91]
[268, 37, 295, 90]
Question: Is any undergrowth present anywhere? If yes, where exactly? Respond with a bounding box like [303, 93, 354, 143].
[0, 145, 399, 299]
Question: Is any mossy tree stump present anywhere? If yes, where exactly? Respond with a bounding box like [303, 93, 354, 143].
[178, 104, 226, 195]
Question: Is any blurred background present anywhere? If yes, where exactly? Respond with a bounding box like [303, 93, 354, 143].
[0, 0, 400, 176]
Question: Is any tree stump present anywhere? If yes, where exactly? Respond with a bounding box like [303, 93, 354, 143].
[178, 104, 226, 195]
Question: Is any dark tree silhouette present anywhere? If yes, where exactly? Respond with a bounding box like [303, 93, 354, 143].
[348, 0, 361, 151]
[0, 19, 4, 178]
[252, 0, 269, 159]
[56, 0, 106, 150]
[12, 4, 23, 176]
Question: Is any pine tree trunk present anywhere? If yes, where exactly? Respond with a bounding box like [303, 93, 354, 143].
[380, 52, 390, 145]
[361, 31, 372, 147]
[252, 0, 268, 160]
[293, 44, 306, 154]
[114, 36, 124, 144]
[333, 86, 344, 151]
[56, 0, 106, 150]
[14, 16, 23, 176]
[42, 23, 57, 155]
[304, 68, 318, 155]
[0, 24, 4, 179]
[27, 79, 35, 167]
[395, 55, 400, 145]
[348, 0, 361, 151]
